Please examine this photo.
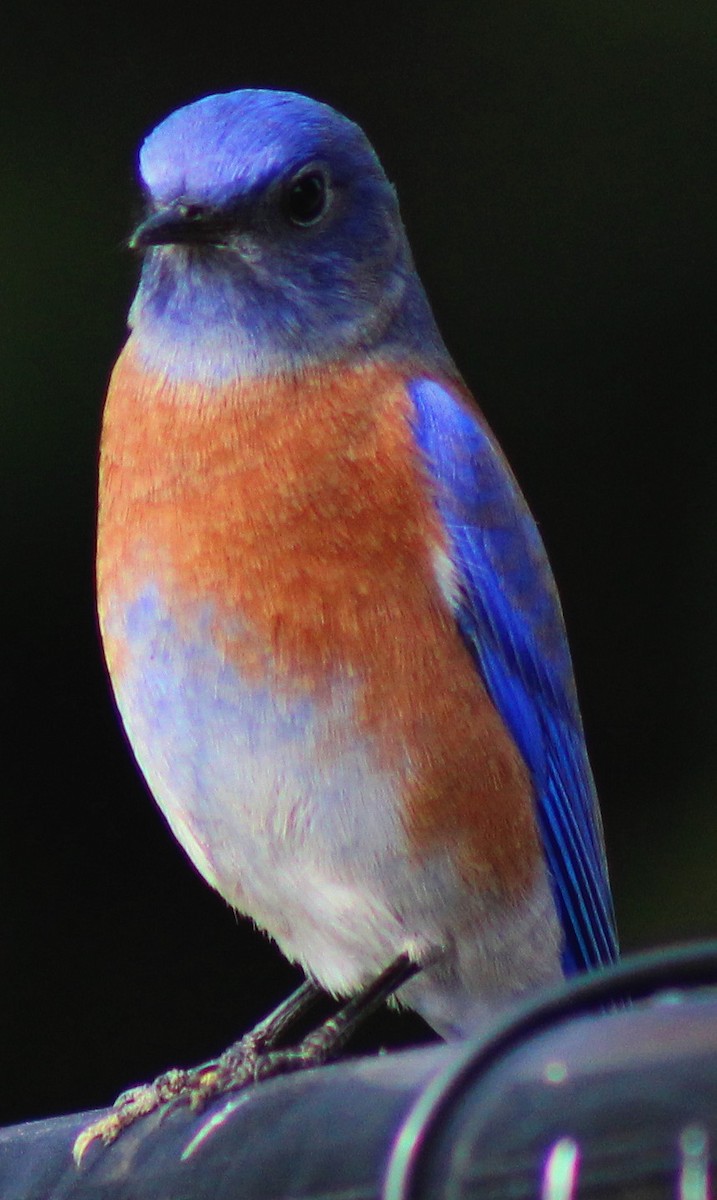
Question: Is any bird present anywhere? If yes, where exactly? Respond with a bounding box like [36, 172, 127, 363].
[77, 88, 617, 1157]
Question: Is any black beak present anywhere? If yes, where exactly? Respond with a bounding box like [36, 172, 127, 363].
[129, 204, 233, 249]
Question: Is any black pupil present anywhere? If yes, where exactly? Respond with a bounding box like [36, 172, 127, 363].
[288, 172, 326, 225]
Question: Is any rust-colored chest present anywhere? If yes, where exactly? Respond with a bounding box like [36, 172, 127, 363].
[97, 345, 541, 895]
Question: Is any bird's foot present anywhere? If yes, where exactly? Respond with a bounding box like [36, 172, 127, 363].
[73, 954, 421, 1165]
[72, 977, 326, 1164]
[72, 1028, 269, 1164]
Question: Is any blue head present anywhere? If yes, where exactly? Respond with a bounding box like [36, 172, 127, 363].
[128, 90, 448, 381]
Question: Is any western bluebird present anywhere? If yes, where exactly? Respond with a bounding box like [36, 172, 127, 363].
[77, 88, 617, 1157]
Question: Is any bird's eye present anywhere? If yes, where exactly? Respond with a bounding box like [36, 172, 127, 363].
[284, 168, 330, 227]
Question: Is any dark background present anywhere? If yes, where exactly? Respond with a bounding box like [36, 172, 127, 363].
[3, 2, 716, 1127]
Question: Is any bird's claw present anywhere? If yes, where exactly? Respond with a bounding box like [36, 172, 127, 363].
[72, 1035, 265, 1165]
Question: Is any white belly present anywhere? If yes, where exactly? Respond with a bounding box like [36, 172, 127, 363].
[103, 583, 564, 1032]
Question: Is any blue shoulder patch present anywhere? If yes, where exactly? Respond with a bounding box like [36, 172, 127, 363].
[409, 377, 617, 973]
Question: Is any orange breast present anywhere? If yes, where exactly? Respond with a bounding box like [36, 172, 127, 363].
[98, 343, 541, 897]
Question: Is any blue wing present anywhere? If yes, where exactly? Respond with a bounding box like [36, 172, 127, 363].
[410, 377, 617, 973]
